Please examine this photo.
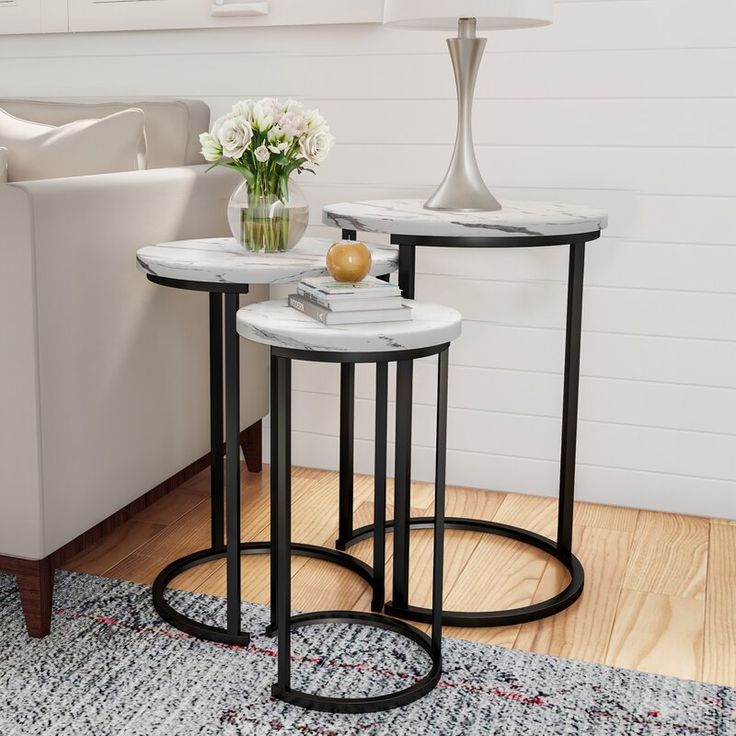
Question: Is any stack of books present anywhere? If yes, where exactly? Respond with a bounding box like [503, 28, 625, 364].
[288, 276, 412, 325]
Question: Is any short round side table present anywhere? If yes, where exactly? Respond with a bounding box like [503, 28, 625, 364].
[135, 236, 398, 646]
[237, 299, 462, 713]
[323, 199, 608, 628]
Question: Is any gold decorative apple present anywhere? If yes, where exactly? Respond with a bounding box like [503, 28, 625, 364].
[326, 241, 372, 282]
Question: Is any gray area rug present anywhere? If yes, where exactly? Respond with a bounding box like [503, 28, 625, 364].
[0, 571, 733, 735]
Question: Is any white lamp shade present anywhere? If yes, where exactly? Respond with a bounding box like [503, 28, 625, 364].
[383, 0, 553, 30]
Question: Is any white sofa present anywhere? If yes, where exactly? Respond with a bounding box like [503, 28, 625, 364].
[0, 99, 269, 637]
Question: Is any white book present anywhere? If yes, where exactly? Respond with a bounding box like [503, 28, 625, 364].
[297, 287, 404, 312]
[299, 276, 401, 301]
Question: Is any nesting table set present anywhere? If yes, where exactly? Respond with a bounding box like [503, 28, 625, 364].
[136, 199, 607, 713]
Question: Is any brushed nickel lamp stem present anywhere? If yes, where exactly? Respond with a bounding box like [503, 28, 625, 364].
[424, 17, 501, 212]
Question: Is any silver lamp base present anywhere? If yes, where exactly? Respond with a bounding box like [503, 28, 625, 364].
[425, 18, 501, 212]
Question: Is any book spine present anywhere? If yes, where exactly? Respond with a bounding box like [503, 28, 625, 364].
[296, 284, 333, 310]
[288, 294, 329, 323]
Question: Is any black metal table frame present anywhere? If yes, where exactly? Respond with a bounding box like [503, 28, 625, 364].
[148, 276, 381, 647]
[333, 228, 601, 627]
[268, 342, 449, 713]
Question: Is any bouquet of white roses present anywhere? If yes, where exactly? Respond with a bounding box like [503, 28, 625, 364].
[200, 97, 334, 204]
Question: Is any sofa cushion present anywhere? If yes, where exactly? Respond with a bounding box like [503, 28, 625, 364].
[0, 108, 146, 182]
[0, 99, 210, 168]
[0, 148, 7, 183]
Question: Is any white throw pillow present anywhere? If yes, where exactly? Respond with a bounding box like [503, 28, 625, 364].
[0, 147, 7, 183]
[0, 107, 147, 182]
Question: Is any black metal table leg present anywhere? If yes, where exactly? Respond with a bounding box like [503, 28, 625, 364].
[431, 349, 449, 657]
[273, 355, 292, 697]
[392, 359, 413, 610]
[397, 241, 416, 300]
[558, 240, 586, 557]
[336, 363, 355, 549]
[224, 292, 244, 641]
[209, 293, 225, 551]
[371, 362, 388, 612]
[269, 354, 279, 631]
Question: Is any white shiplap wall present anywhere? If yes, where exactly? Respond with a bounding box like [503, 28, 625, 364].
[1, 0, 734, 518]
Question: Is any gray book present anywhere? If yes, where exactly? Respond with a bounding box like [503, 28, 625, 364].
[289, 294, 413, 325]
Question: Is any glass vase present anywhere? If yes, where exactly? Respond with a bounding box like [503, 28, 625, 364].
[227, 178, 309, 253]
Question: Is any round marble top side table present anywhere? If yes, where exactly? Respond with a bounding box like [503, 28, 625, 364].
[136, 236, 398, 646]
[237, 299, 462, 712]
[322, 200, 608, 628]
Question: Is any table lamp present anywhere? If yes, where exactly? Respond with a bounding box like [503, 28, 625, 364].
[383, 0, 553, 212]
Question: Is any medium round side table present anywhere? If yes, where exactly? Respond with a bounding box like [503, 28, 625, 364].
[136, 236, 398, 646]
[322, 199, 608, 628]
[237, 298, 462, 713]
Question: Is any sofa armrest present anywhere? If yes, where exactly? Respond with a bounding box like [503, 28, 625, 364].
[0, 186, 44, 559]
[3, 165, 270, 556]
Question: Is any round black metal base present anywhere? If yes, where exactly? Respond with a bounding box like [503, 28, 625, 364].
[339, 516, 584, 628]
[270, 611, 441, 713]
[152, 542, 374, 645]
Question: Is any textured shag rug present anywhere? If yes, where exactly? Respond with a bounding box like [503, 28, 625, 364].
[0, 571, 733, 735]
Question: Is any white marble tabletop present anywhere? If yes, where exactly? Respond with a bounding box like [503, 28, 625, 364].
[323, 199, 608, 239]
[237, 299, 462, 353]
[136, 237, 398, 285]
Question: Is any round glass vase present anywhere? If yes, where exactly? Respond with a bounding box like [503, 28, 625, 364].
[227, 178, 309, 254]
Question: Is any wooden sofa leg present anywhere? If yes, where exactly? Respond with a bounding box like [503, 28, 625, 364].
[241, 419, 263, 473]
[17, 557, 54, 639]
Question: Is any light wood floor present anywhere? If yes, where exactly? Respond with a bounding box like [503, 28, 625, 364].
[62, 464, 736, 688]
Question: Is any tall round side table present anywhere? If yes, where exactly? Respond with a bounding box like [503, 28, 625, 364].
[322, 199, 608, 628]
[135, 236, 398, 646]
[237, 298, 462, 713]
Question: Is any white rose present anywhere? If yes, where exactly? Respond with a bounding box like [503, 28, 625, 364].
[218, 116, 253, 159]
[199, 132, 223, 162]
[254, 144, 271, 163]
[299, 127, 335, 164]
[231, 99, 254, 121]
[210, 112, 232, 136]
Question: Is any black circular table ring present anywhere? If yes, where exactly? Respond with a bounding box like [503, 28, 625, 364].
[260, 342, 451, 713]
[271, 611, 441, 713]
[152, 541, 374, 646]
[331, 224, 603, 628]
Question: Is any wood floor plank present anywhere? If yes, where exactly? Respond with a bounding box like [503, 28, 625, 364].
[69, 465, 734, 686]
[514, 526, 633, 664]
[106, 553, 221, 592]
[575, 502, 639, 533]
[131, 490, 205, 527]
[623, 511, 709, 600]
[606, 589, 705, 681]
[406, 486, 507, 610]
[62, 520, 166, 576]
[703, 521, 736, 687]
[132, 501, 218, 563]
[493, 494, 558, 537]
